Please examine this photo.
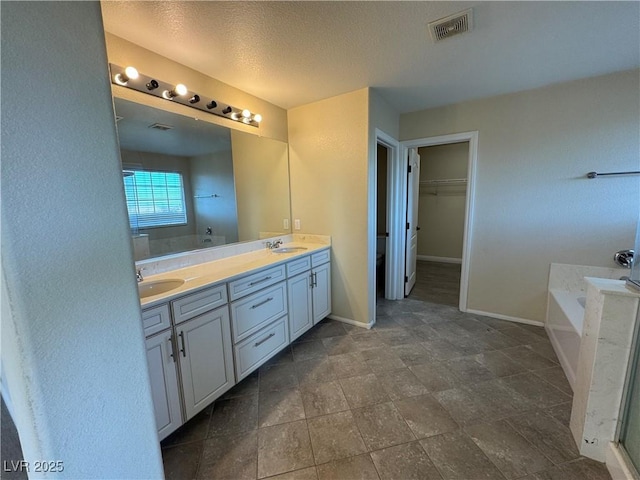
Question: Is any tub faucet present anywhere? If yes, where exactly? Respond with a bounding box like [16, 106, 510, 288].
[136, 268, 145, 283]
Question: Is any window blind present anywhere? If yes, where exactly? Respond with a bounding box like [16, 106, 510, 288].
[124, 171, 187, 229]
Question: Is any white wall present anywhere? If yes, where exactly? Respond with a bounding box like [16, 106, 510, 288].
[289, 89, 371, 325]
[417, 143, 468, 260]
[401, 69, 640, 322]
[1, 3, 164, 478]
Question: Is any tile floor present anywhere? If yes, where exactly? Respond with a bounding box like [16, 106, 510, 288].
[161, 262, 612, 480]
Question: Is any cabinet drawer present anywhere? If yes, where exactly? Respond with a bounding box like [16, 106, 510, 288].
[286, 256, 311, 278]
[172, 284, 228, 325]
[234, 316, 289, 381]
[228, 265, 286, 301]
[231, 282, 288, 343]
[142, 304, 171, 337]
[311, 249, 330, 267]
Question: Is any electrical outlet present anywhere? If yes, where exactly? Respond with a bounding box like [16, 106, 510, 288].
[283, 218, 289, 230]
[294, 219, 301, 230]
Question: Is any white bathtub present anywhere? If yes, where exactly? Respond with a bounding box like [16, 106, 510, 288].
[546, 289, 585, 389]
[545, 263, 628, 391]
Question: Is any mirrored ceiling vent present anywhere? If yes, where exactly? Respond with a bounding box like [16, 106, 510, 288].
[109, 64, 262, 128]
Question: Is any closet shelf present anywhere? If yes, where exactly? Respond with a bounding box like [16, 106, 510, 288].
[419, 178, 467, 186]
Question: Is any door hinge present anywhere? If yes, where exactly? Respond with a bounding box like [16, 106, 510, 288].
[408, 165, 412, 173]
[385, 232, 389, 237]
[404, 276, 408, 283]
[406, 222, 410, 230]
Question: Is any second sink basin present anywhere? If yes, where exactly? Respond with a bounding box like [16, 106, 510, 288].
[272, 247, 308, 254]
[138, 279, 185, 298]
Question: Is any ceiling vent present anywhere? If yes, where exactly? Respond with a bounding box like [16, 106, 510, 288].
[148, 123, 173, 131]
[428, 8, 473, 43]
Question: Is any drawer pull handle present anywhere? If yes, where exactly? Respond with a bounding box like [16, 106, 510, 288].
[179, 331, 186, 357]
[255, 332, 276, 347]
[251, 297, 274, 309]
[249, 276, 272, 287]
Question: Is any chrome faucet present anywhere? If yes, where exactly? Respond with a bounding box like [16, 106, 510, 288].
[136, 268, 145, 283]
[265, 239, 283, 249]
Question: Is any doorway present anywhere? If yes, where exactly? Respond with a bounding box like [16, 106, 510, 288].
[396, 132, 478, 312]
[376, 143, 389, 300]
[407, 142, 469, 305]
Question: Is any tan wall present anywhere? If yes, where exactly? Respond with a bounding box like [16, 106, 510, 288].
[231, 131, 291, 241]
[417, 143, 468, 259]
[104, 33, 288, 143]
[288, 89, 370, 325]
[401, 69, 640, 322]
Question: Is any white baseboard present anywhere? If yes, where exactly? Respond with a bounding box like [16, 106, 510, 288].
[606, 442, 638, 480]
[417, 255, 462, 264]
[465, 308, 544, 327]
[327, 314, 373, 330]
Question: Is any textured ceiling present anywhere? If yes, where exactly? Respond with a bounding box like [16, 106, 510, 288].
[101, 1, 640, 113]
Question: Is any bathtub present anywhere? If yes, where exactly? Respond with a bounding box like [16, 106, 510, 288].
[545, 263, 627, 391]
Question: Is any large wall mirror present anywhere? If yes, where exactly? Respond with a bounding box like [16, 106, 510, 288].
[114, 98, 291, 261]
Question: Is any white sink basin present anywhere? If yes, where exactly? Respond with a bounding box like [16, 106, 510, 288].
[272, 247, 308, 254]
[138, 279, 185, 298]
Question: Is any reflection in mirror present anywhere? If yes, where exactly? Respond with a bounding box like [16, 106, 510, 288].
[114, 98, 291, 261]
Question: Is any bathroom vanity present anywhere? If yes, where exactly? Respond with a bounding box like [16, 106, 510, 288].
[139, 239, 331, 440]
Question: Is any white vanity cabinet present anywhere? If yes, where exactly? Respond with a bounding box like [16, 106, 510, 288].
[286, 249, 332, 341]
[142, 283, 234, 440]
[175, 305, 234, 421]
[229, 265, 290, 380]
[140, 244, 332, 440]
[144, 322, 182, 441]
[287, 268, 314, 341]
[311, 252, 332, 323]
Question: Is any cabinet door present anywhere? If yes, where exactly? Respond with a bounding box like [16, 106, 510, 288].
[145, 330, 182, 441]
[312, 262, 332, 324]
[177, 306, 235, 421]
[287, 271, 313, 341]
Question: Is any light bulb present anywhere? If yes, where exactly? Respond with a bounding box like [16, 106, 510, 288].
[114, 65, 139, 86]
[253, 114, 262, 123]
[164, 83, 189, 99]
[124, 66, 139, 80]
[242, 109, 251, 118]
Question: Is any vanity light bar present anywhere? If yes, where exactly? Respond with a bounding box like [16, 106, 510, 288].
[108, 64, 261, 128]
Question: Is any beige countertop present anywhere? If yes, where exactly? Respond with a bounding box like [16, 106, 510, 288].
[139, 241, 330, 308]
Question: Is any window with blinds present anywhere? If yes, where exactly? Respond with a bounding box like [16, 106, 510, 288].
[123, 170, 187, 229]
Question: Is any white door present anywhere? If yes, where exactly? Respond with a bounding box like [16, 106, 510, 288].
[145, 330, 182, 440]
[287, 270, 313, 341]
[404, 148, 421, 296]
[312, 262, 332, 324]
[177, 306, 235, 421]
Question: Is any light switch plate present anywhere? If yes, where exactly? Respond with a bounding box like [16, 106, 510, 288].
[284, 219, 289, 229]
[294, 219, 301, 230]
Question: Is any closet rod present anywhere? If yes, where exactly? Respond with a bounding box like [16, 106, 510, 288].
[420, 178, 467, 185]
[586, 171, 640, 179]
